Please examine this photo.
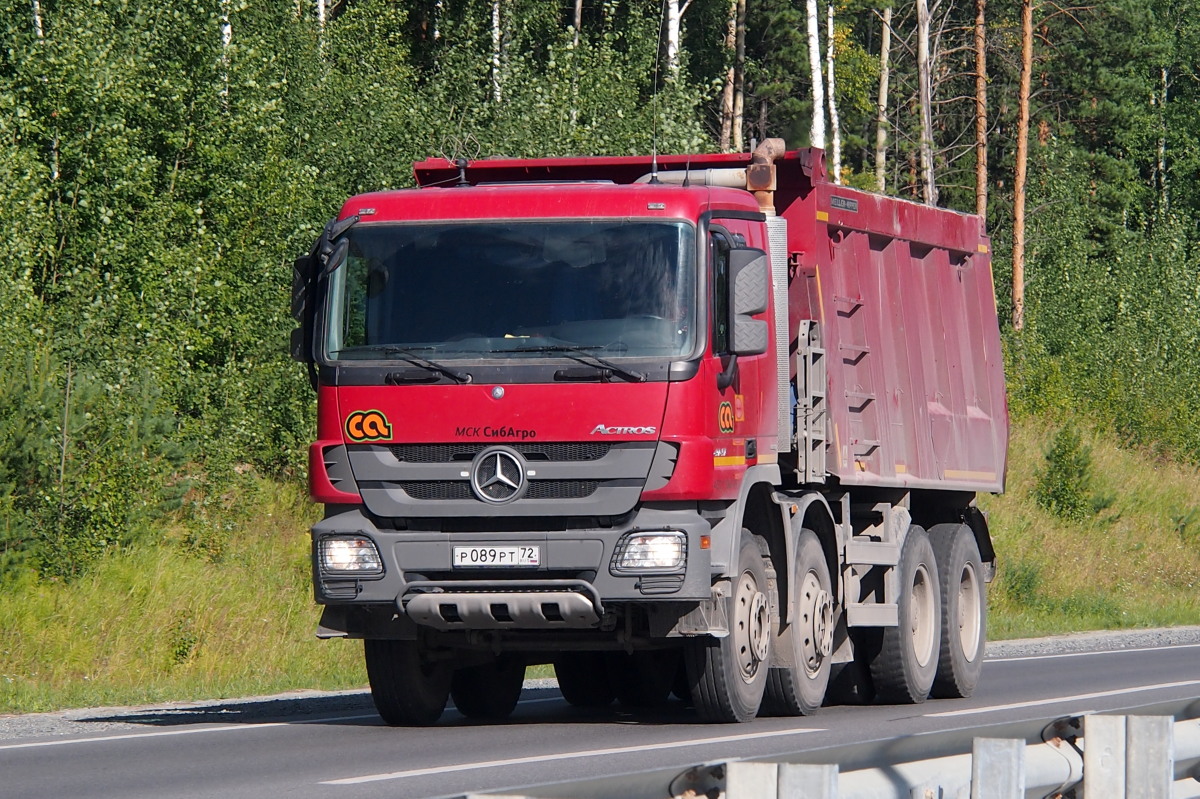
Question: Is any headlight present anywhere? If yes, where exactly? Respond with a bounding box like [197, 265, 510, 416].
[319, 536, 383, 575]
[613, 531, 687, 572]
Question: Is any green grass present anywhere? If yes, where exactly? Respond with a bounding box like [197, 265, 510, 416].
[0, 481, 364, 714]
[980, 419, 1200, 639]
[2, 417, 1198, 714]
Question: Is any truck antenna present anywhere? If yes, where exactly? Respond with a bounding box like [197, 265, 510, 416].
[455, 158, 469, 187]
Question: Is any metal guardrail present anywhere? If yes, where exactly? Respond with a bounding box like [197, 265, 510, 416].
[458, 698, 1200, 799]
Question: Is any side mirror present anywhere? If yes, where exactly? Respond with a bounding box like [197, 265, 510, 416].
[728, 248, 769, 356]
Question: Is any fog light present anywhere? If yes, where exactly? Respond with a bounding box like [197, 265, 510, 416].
[614, 531, 686, 571]
[320, 536, 383, 575]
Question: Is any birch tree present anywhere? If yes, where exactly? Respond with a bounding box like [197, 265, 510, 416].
[806, 0, 825, 148]
[826, 3, 841, 183]
[492, 0, 502, 102]
[875, 6, 892, 193]
[916, 0, 937, 205]
[665, 0, 694, 79]
[719, 0, 736, 151]
[31, 0, 44, 38]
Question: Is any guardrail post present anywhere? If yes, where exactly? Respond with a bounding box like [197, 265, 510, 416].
[777, 763, 838, 799]
[1084, 714, 1127, 798]
[1126, 715, 1173, 799]
[726, 761, 779, 799]
[972, 737, 1024, 799]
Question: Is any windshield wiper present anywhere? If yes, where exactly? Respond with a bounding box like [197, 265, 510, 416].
[506, 344, 647, 383]
[339, 345, 472, 384]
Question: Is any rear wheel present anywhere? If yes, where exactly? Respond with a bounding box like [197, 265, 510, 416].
[870, 526, 941, 704]
[764, 529, 833, 715]
[450, 655, 526, 720]
[686, 530, 771, 722]
[364, 639, 451, 726]
[554, 652, 614, 708]
[929, 523, 986, 698]
[609, 650, 680, 709]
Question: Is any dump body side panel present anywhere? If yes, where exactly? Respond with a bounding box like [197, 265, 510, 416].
[775, 152, 1008, 494]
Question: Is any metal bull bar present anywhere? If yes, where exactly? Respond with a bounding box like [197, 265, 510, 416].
[401, 580, 603, 630]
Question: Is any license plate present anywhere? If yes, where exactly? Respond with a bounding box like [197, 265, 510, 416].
[453, 545, 540, 568]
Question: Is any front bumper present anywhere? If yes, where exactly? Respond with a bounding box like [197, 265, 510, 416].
[310, 505, 714, 632]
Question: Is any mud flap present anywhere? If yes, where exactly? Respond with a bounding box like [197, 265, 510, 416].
[672, 579, 731, 637]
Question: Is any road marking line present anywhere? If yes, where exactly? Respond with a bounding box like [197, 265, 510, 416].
[988, 643, 1200, 663]
[0, 713, 377, 751]
[925, 679, 1200, 718]
[321, 727, 826, 785]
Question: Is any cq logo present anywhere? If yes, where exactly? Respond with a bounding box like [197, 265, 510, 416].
[346, 410, 392, 442]
[718, 402, 735, 434]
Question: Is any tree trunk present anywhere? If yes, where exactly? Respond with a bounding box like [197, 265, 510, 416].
[571, 0, 582, 124]
[491, 0, 502, 102]
[826, 3, 841, 184]
[916, 0, 937, 205]
[220, 0, 232, 104]
[1012, 0, 1032, 331]
[974, 0, 988, 220]
[806, 0, 825, 149]
[1157, 66, 1168, 217]
[31, 0, 44, 38]
[733, 0, 745, 152]
[719, 0, 736, 151]
[666, 0, 681, 77]
[665, 0, 694, 79]
[874, 6, 892, 193]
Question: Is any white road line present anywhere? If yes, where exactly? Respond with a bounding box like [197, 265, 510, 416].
[0, 693, 568, 753]
[924, 679, 1200, 718]
[987, 643, 1200, 663]
[0, 713, 378, 751]
[321, 726, 826, 785]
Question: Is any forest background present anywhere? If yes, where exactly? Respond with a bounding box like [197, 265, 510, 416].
[1, 0, 1199, 711]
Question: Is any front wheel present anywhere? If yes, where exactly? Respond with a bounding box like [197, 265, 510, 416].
[364, 639, 451, 726]
[869, 526, 941, 704]
[764, 529, 833, 715]
[929, 523, 986, 698]
[686, 530, 771, 722]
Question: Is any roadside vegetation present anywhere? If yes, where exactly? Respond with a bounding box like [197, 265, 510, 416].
[2, 1, 1199, 714]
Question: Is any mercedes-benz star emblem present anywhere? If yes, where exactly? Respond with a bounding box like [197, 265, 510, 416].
[470, 446, 527, 504]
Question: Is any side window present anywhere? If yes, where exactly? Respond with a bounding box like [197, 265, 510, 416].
[710, 229, 732, 353]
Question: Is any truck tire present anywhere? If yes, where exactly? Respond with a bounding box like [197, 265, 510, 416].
[364, 638, 451, 726]
[929, 523, 986, 699]
[685, 530, 771, 722]
[450, 655, 526, 720]
[554, 652, 614, 708]
[764, 529, 833, 715]
[609, 650, 680, 709]
[870, 526, 941, 704]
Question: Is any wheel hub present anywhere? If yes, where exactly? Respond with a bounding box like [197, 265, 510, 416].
[734, 571, 770, 683]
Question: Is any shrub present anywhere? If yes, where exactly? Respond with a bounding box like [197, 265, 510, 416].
[1035, 426, 1094, 522]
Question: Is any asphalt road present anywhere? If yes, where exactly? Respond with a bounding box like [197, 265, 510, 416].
[2, 633, 1199, 799]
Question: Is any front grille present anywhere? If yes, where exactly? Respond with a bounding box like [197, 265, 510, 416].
[390, 442, 610, 463]
[526, 480, 599, 499]
[398, 481, 473, 500]
[397, 480, 599, 501]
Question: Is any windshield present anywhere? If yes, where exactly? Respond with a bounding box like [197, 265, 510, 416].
[323, 220, 696, 361]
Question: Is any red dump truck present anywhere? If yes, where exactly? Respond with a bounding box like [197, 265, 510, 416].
[290, 142, 1008, 725]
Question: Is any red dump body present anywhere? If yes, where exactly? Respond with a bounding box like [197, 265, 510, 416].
[413, 148, 1008, 494]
